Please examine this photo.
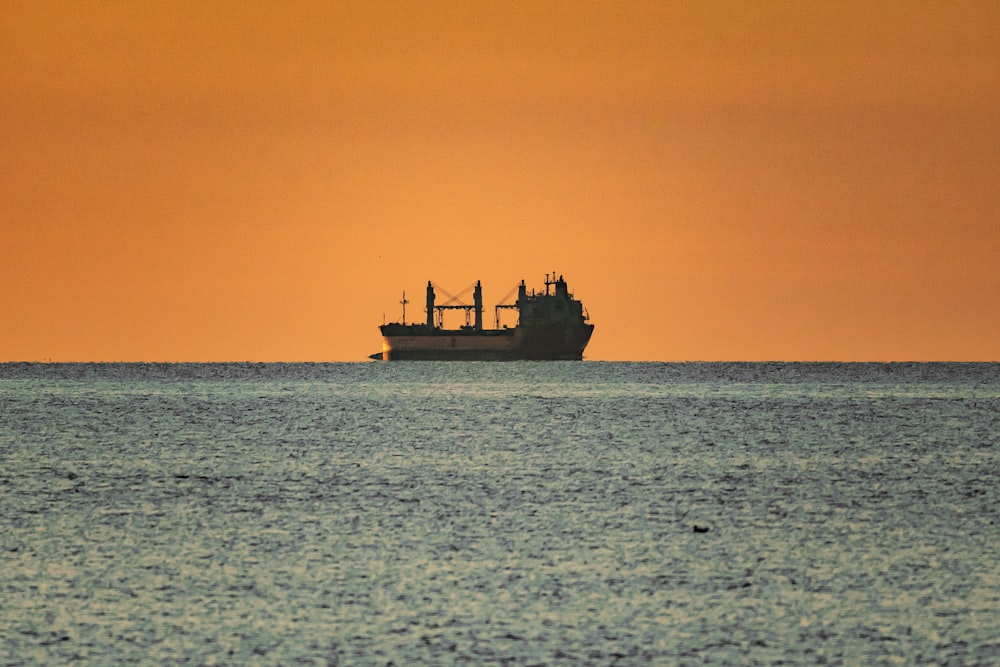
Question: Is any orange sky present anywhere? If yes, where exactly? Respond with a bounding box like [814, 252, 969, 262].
[3, 1, 998, 361]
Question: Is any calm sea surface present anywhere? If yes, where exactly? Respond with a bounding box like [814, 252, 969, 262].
[1, 362, 997, 665]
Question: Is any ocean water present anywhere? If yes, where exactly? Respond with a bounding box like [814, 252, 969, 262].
[1, 362, 997, 665]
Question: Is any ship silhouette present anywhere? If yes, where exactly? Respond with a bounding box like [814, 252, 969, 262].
[372, 274, 594, 361]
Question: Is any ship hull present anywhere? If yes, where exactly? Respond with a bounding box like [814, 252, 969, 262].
[379, 324, 593, 361]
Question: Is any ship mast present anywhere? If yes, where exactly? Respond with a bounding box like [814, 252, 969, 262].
[545, 270, 559, 295]
[400, 291, 409, 325]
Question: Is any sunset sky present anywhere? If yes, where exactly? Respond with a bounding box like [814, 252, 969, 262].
[3, 1, 998, 361]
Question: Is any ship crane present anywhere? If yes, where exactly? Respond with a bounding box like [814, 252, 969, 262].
[436, 304, 475, 328]
[429, 280, 484, 330]
[494, 282, 522, 328]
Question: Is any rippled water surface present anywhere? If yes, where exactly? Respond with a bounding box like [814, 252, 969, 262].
[1, 362, 998, 664]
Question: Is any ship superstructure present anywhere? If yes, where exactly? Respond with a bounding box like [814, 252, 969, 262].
[373, 274, 594, 361]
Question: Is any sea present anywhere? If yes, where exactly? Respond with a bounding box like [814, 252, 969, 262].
[0, 362, 997, 665]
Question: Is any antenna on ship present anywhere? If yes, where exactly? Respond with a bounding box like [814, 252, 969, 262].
[546, 271, 558, 295]
[400, 291, 409, 325]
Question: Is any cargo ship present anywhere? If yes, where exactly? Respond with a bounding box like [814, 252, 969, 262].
[372, 274, 594, 361]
